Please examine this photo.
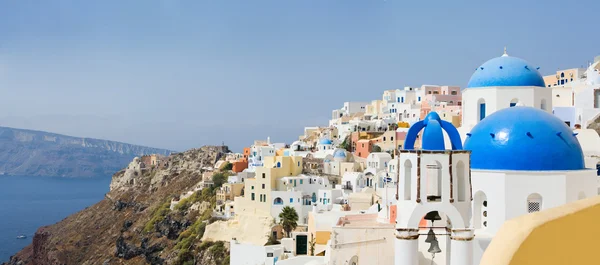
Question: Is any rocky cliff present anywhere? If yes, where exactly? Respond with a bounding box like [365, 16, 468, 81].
[0, 126, 173, 177]
[4, 145, 231, 265]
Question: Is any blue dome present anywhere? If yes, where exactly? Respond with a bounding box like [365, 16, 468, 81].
[467, 55, 545, 88]
[319, 138, 332, 145]
[464, 107, 585, 171]
[334, 150, 347, 158]
[404, 112, 463, 151]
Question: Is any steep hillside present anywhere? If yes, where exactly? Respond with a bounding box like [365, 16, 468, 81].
[4, 146, 231, 265]
[0, 126, 173, 177]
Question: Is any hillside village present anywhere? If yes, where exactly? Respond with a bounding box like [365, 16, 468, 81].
[189, 52, 600, 265]
[7, 51, 600, 265]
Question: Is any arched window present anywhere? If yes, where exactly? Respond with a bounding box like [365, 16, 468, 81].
[456, 161, 467, 202]
[451, 90, 457, 95]
[540, 99, 547, 110]
[510, 98, 519, 107]
[527, 193, 542, 213]
[404, 160, 412, 200]
[426, 161, 442, 202]
[561, 72, 565, 78]
[349, 256, 359, 265]
[474, 191, 488, 229]
[273, 197, 283, 205]
[477, 98, 486, 121]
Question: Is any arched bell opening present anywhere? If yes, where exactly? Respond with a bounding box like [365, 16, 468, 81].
[417, 210, 452, 265]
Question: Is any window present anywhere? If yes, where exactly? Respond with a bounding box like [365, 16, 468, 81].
[418, 96, 421, 101]
[252, 186, 254, 190]
[561, 72, 565, 78]
[541, 99, 547, 110]
[428, 91, 432, 94]
[474, 191, 487, 229]
[262, 184, 265, 189]
[274, 197, 283, 205]
[300, 180, 303, 184]
[383, 137, 386, 141]
[433, 91, 439, 94]
[251, 193, 255, 201]
[298, 162, 300, 166]
[404, 160, 412, 200]
[262, 173, 266, 179]
[401, 97, 404, 103]
[478, 98, 486, 121]
[289, 198, 294, 203]
[451, 91, 457, 95]
[527, 193, 542, 213]
[391, 137, 394, 141]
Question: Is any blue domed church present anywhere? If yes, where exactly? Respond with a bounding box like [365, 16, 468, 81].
[393, 51, 598, 265]
[461, 50, 553, 131]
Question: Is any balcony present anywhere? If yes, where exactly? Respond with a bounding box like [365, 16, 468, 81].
[342, 184, 353, 190]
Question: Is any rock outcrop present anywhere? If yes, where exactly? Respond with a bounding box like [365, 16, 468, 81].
[3, 146, 231, 265]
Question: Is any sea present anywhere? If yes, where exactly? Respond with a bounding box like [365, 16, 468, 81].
[0, 175, 111, 263]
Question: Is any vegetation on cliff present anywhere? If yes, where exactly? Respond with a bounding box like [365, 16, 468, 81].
[4, 146, 232, 265]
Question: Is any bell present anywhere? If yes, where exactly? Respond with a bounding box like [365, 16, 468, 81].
[424, 228, 436, 243]
[427, 238, 442, 254]
[424, 211, 442, 222]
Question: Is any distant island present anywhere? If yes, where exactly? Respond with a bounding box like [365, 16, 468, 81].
[0, 126, 173, 178]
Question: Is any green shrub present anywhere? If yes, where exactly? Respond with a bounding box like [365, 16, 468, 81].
[143, 201, 171, 233]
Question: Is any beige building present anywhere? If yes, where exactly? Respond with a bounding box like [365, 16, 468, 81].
[543, 68, 586, 88]
[235, 156, 303, 217]
[216, 182, 244, 204]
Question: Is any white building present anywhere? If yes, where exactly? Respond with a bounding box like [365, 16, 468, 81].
[464, 106, 597, 264]
[366, 152, 392, 173]
[248, 145, 276, 171]
[551, 59, 600, 128]
[460, 50, 552, 135]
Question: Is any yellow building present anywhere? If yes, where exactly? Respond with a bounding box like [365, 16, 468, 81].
[480, 195, 600, 265]
[236, 156, 303, 217]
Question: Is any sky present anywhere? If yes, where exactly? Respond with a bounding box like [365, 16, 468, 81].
[0, 0, 598, 152]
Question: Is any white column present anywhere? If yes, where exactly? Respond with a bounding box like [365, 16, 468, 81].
[450, 229, 475, 265]
[395, 228, 419, 265]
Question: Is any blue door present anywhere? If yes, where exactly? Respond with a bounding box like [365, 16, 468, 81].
[479, 103, 486, 120]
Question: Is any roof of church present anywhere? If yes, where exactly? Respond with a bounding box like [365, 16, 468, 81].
[464, 106, 585, 171]
[467, 51, 545, 88]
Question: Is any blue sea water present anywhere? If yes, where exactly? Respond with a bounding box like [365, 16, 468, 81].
[0, 176, 111, 263]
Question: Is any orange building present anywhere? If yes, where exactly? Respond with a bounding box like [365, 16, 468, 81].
[355, 139, 373, 158]
[232, 159, 248, 173]
[243, 147, 251, 160]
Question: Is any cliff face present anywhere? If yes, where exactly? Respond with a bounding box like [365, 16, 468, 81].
[0, 126, 173, 177]
[4, 146, 231, 265]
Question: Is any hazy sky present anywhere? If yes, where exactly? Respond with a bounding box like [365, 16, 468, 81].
[0, 0, 598, 152]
